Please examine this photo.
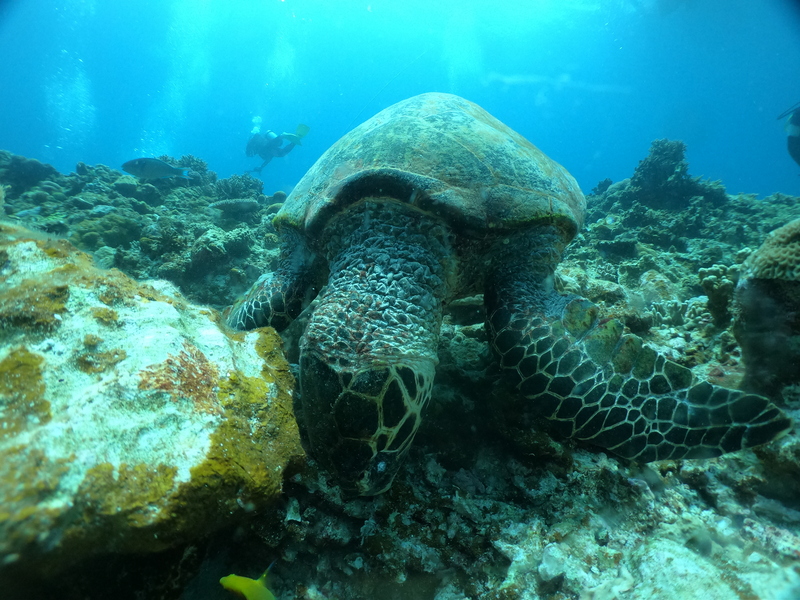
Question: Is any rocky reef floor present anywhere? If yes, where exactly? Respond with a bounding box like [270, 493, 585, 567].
[1, 143, 800, 599]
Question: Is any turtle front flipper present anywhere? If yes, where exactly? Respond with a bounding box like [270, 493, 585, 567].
[486, 228, 792, 462]
[297, 200, 450, 496]
[226, 228, 319, 332]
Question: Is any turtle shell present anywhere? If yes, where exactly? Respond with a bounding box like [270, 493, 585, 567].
[275, 92, 586, 241]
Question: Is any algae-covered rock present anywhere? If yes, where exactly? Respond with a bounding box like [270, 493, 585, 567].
[0, 222, 303, 577]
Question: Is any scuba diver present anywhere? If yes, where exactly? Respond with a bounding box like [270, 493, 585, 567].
[778, 102, 800, 169]
[246, 123, 310, 174]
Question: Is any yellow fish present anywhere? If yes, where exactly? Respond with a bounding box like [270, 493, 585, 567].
[219, 566, 276, 600]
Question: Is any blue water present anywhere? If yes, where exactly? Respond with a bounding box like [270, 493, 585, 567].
[1, 0, 799, 197]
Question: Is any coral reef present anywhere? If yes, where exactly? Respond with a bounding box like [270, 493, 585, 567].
[0, 152, 60, 195]
[2, 142, 800, 599]
[601, 139, 727, 211]
[209, 197, 262, 214]
[214, 173, 264, 199]
[0, 223, 303, 585]
[699, 264, 738, 327]
[571, 142, 800, 384]
[0, 151, 282, 308]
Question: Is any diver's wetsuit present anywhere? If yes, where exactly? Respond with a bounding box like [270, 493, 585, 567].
[246, 131, 296, 173]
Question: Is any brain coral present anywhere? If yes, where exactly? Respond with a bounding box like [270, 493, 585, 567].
[741, 217, 800, 281]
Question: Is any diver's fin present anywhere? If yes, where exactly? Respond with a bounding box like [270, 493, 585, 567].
[281, 134, 303, 145]
[777, 100, 800, 120]
[280, 125, 310, 145]
[257, 560, 277, 587]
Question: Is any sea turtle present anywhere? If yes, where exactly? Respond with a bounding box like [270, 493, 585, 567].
[227, 93, 791, 496]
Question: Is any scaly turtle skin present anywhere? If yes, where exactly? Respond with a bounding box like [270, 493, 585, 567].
[227, 93, 791, 496]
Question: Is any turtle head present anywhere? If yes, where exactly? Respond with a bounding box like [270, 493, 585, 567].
[298, 351, 434, 496]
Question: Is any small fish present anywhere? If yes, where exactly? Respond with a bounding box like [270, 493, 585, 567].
[14, 206, 42, 218]
[121, 158, 189, 180]
[220, 566, 276, 600]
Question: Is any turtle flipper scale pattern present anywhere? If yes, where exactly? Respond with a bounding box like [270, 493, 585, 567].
[226, 229, 317, 332]
[486, 228, 792, 461]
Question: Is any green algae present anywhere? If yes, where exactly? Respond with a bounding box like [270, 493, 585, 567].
[76, 463, 179, 530]
[90, 306, 120, 326]
[0, 347, 50, 438]
[0, 281, 69, 331]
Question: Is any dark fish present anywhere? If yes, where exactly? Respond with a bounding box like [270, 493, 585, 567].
[122, 158, 189, 180]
